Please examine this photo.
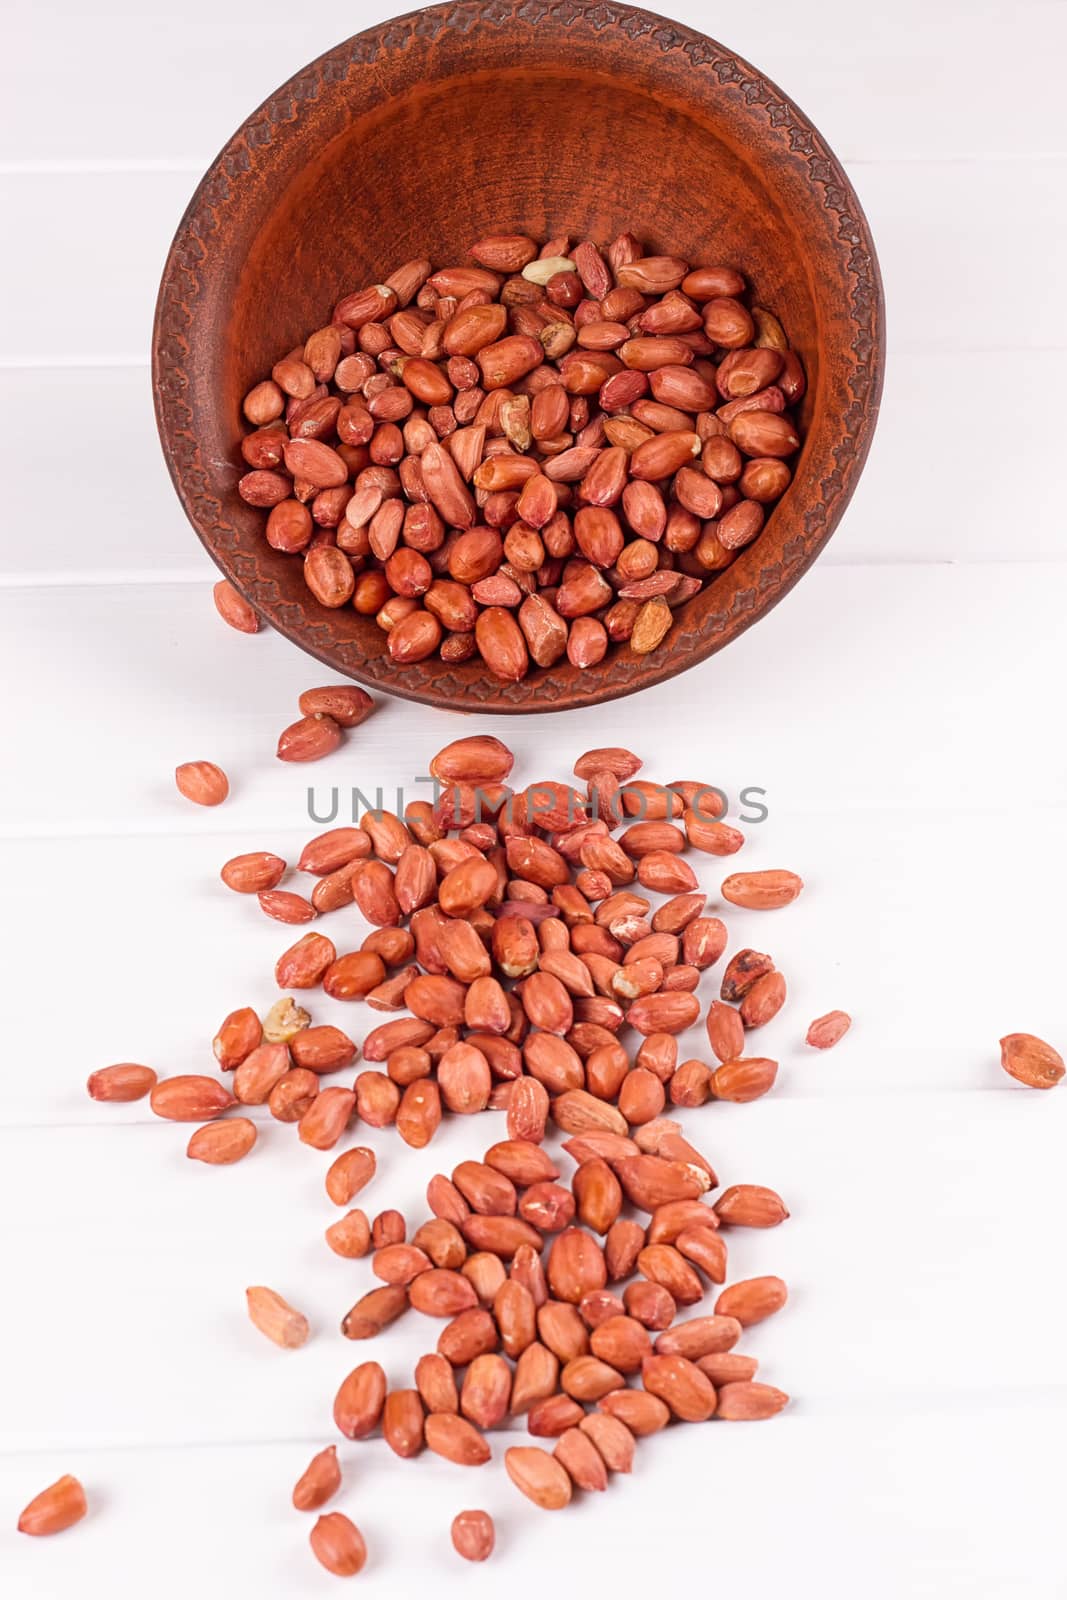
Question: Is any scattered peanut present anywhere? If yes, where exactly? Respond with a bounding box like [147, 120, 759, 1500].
[89, 729, 930, 1585]
[245, 1285, 311, 1349]
[17, 1475, 87, 1537]
[174, 760, 229, 806]
[451, 1508, 495, 1561]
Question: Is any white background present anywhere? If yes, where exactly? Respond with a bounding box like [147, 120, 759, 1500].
[2, 1, 1066, 1595]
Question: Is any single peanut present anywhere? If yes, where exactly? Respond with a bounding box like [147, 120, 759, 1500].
[245, 1286, 310, 1348]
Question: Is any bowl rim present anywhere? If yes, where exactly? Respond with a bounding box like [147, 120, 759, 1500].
[152, 0, 885, 714]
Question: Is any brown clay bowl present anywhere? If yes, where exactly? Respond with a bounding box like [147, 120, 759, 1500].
[153, 0, 883, 714]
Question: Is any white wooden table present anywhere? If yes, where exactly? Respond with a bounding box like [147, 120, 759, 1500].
[2, 3, 1065, 1594]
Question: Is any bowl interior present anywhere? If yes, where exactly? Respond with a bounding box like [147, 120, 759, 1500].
[230, 66, 820, 416]
[156, 5, 881, 712]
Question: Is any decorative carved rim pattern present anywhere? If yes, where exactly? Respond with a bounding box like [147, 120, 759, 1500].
[153, 0, 884, 714]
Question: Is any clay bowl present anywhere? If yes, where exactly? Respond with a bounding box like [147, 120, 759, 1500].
[153, 0, 883, 714]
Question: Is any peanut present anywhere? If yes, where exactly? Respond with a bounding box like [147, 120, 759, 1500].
[451, 1508, 495, 1561]
[236, 236, 803, 679]
[93, 736, 815, 1579]
[175, 760, 229, 806]
[17, 1475, 87, 1537]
